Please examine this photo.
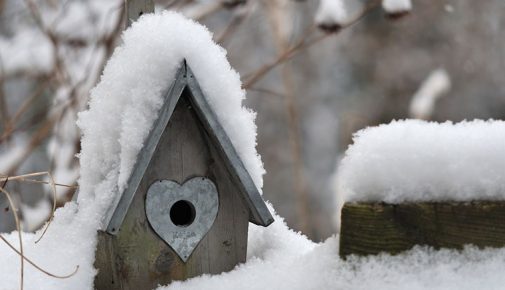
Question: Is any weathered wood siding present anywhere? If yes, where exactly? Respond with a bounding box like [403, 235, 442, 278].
[339, 201, 505, 257]
[95, 91, 249, 290]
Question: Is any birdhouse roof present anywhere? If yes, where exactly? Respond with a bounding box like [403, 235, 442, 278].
[103, 60, 274, 234]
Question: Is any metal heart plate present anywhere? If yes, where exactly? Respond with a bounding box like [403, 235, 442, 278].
[145, 177, 219, 262]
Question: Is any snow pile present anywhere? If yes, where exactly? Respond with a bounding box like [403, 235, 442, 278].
[338, 119, 505, 204]
[409, 68, 451, 120]
[382, 0, 412, 15]
[315, 0, 348, 30]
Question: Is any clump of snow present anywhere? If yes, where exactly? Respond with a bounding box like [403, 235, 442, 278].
[338, 119, 505, 204]
[315, 0, 348, 30]
[382, 0, 412, 15]
[409, 68, 451, 120]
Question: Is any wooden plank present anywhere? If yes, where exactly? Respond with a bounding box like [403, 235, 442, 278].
[339, 201, 505, 258]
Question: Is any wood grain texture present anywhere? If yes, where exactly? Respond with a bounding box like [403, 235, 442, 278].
[94, 91, 249, 290]
[339, 201, 505, 258]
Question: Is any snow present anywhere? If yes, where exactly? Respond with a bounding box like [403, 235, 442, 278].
[160, 238, 505, 290]
[21, 200, 52, 232]
[409, 68, 451, 119]
[315, 0, 348, 29]
[382, 0, 412, 14]
[337, 119, 505, 204]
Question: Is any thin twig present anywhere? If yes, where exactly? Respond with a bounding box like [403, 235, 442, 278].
[216, 5, 252, 44]
[0, 177, 76, 189]
[0, 80, 49, 142]
[34, 172, 57, 243]
[243, 0, 381, 89]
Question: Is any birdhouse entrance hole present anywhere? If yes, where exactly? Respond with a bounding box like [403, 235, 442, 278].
[170, 200, 196, 227]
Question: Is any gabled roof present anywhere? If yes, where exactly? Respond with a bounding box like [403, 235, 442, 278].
[104, 60, 274, 234]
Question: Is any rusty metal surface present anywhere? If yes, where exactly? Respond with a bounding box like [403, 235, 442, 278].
[145, 177, 219, 262]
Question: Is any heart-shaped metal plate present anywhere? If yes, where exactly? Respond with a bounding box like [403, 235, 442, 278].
[145, 177, 219, 262]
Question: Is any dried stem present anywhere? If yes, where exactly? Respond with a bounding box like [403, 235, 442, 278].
[35, 172, 57, 243]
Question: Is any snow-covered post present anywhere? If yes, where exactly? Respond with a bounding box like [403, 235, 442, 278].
[337, 120, 505, 257]
[126, 0, 154, 27]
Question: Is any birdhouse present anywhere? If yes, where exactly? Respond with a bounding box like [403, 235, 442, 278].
[94, 60, 274, 290]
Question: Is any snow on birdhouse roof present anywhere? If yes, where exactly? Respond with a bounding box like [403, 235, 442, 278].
[103, 61, 274, 233]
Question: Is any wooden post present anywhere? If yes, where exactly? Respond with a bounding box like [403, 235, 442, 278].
[339, 201, 505, 257]
[126, 0, 154, 27]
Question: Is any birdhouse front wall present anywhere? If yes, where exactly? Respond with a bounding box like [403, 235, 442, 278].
[95, 91, 249, 290]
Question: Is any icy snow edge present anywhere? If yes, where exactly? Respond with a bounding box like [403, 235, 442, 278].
[77, 11, 265, 221]
[338, 119, 505, 203]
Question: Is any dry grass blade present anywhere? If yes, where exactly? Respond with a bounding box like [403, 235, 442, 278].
[0, 177, 76, 188]
[34, 172, 57, 243]
[0, 184, 24, 290]
[0, 172, 61, 243]
[0, 235, 79, 279]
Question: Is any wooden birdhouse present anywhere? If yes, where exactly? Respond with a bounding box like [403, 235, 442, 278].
[94, 60, 274, 290]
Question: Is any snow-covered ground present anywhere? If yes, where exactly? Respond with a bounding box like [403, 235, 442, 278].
[1, 11, 505, 290]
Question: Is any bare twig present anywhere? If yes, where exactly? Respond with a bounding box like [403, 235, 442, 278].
[243, 0, 381, 89]
[216, 5, 253, 44]
[0, 176, 76, 189]
[34, 172, 57, 243]
[0, 80, 49, 142]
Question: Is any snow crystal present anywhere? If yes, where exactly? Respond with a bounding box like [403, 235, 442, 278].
[338, 119, 505, 204]
[409, 68, 451, 119]
[315, 0, 348, 29]
[382, 0, 412, 14]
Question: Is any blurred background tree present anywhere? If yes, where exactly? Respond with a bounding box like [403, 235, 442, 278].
[0, 0, 504, 241]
